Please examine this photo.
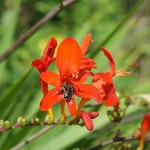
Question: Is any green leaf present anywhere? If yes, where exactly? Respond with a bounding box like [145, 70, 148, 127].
[0, 68, 32, 118]
[90, 0, 146, 58]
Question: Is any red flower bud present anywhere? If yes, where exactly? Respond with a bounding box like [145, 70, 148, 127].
[80, 111, 94, 131]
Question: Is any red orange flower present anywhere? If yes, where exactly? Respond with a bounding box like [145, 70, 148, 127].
[93, 47, 119, 107]
[139, 112, 150, 149]
[40, 37, 100, 116]
[93, 47, 137, 108]
[32, 34, 136, 131]
[32, 37, 57, 121]
[32, 37, 57, 95]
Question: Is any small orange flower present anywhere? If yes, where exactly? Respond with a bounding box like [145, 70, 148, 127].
[93, 47, 136, 108]
[92, 47, 119, 107]
[139, 112, 150, 149]
[32, 37, 57, 95]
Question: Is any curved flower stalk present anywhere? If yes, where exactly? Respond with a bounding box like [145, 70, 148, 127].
[139, 112, 150, 149]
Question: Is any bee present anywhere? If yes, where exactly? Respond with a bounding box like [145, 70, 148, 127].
[62, 83, 73, 101]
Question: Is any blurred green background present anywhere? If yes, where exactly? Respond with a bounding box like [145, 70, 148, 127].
[0, 0, 150, 149]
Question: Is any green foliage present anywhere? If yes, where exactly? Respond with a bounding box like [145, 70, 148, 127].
[0, 0, 150, 149]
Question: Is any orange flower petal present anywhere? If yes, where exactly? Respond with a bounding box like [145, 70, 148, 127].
[80, 33, 92, 55]
[102, 72, 113, 83]
[93, 73, 118, 106]
[105, 85, 118, 106]
[80, 58, 97, 70]
[76, 84, 101, 103]
[93, 81, 108, 100]
[40, 87, 63, 111]
[141, 112, 150, 134]
[139, 112, 150, 149]
[100, 46, 116, 75]
[56, 38, 82, 78]
[40, 79, 48, 95]
[93, 72, 112, 83]
[71, 73, 88, 84]
[32, 59, 45, 72]
[40, 71, 62, 87]
[92, 73, 103, 82]
[66, 97, 76, 116]
[42, 37, 57, 61]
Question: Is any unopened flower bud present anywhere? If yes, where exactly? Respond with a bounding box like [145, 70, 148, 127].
[80, 111, 94, 131]
[47, 118, 54, 125]
[133, 128, 141, 139]
[30, 118, 34, 125]
[34, 117, 40, 125]
[107, 109, 125, 122]
[21, 118, 27, 127]
[0, 120, 4, 128]
[17, 116, 22, 122]
[117, 144, 131, 149]
[4, 121, 11, 130]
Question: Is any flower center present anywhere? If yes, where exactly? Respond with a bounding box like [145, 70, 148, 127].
[62, 82, 73, 101]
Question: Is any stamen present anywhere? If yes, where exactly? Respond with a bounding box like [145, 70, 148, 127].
[76, 98, 89, 118]
[115, 62, 138, 76]
[48, 108, 54, 123]
[60, 100, 66, 122]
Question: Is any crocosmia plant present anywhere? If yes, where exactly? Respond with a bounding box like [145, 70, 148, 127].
[32, 33, 135, 131]
[1, 1, 150, 150]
